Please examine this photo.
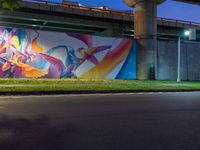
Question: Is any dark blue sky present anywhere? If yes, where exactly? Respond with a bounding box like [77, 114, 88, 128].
[57, 0, 200, 23]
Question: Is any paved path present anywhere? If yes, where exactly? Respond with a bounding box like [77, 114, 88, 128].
[0, 92, 200, 150]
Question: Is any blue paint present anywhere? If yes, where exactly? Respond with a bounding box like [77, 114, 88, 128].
[116, 41, 137, 79]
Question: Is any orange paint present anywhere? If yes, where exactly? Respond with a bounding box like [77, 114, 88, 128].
[80, 40, 132, 79]
[31, 38, 45, 53]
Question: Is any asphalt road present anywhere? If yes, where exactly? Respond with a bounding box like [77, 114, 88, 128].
[0, 92, 200, 150]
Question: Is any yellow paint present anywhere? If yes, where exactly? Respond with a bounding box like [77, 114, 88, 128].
[2, 62, 10, 72]
[11, 35, 20, 50]
[31, 38, 45, 53]
[80, 40, 132, 79]
[10, 54, 47, 78]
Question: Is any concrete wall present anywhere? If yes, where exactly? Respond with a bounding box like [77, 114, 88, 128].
[157, 39, 200, 80]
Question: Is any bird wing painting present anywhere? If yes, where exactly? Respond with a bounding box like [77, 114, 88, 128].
[0, 28, 136, 79]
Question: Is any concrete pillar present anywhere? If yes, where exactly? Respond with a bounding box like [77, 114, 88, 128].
[124, 0, 165, 80]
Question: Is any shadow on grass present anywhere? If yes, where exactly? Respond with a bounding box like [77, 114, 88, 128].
[0, 115, 83, 150]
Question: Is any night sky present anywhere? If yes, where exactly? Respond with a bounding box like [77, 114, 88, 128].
[53, 0, 200, 23]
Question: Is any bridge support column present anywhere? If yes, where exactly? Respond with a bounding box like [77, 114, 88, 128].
[124, 0, 165, 80]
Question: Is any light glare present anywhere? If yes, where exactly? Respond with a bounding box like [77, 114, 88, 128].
[184, 30, 190, 36]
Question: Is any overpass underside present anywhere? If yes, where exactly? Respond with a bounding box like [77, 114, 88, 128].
[0, 1, 132, 37]
[0, 10, 106, 35]
[0, 1, 200, 40]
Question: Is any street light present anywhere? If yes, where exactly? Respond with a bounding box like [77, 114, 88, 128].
[177, 30, 190, 82]
[184, 30, 190, 36]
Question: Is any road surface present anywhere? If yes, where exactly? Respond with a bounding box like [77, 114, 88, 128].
[0, 92, 200, 150]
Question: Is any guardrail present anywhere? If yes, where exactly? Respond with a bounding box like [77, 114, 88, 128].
[23, 0, 134, 16]
[23, 0, 200, 27]
[157, 17, 200, 26]
[61, 3, 133, 16]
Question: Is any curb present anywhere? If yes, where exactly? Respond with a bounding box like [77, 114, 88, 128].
[1, 89, 200, 96]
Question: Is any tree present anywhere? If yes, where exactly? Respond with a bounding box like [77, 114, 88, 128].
[0, 0, 22, 11]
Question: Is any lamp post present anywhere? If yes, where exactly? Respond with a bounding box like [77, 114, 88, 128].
[177, 30, 190, 82]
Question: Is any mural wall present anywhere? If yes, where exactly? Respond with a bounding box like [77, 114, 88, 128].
[0, 28, 136, 79]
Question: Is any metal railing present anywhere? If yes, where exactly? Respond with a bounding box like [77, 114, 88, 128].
[23, 0, 200, 26]
[23, 0, 134, 16]
[157, 17, 200, 26]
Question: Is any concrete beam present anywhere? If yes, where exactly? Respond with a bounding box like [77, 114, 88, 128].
[18, 1, 133, 22]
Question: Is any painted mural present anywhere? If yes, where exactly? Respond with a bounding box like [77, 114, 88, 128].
[0, 28, 136, 79]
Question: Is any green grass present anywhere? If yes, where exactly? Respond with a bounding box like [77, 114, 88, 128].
[0, 78, 199, 92]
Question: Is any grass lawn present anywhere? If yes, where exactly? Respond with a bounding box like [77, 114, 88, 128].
[0, 78, 199, 92]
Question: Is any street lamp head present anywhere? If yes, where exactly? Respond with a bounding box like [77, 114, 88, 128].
[184, 30, 190, 36]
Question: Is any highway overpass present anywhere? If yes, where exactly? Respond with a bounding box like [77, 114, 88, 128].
[0, 0, 199, 40]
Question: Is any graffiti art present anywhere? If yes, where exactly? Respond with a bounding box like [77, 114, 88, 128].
[0, 28, 136, 79]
